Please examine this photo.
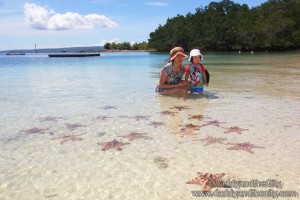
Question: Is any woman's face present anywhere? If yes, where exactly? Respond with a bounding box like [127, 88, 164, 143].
[174, 54, 186, 63]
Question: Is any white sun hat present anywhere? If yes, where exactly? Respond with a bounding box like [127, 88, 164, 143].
[188, 49, 204, 62]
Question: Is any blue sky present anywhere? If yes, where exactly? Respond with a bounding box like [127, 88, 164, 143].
[0, 0, 267, 50]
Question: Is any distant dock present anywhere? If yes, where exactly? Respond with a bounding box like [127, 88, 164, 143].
[48, 52, 100, 57]
[6, 52, 25, 55]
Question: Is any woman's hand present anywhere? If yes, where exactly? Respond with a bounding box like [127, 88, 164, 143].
[178, 81, 188, 87]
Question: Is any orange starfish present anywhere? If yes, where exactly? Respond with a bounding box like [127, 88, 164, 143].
[226, 142, 265, 154]
[187, 172, 226, 192]
[188, 115, 204, 120]
[223, 126, 249, 134]
[175, 123, 200, 137]
[170, 105, 190, 111]
[97, 139, 130, 151]
[118, 132, 150, 142]
[200, 136, 227, 146]
[180, 123, 200, 130]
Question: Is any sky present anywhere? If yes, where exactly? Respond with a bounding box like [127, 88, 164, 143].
[0, 0, 267, 51]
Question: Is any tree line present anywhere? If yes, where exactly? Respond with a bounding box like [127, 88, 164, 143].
[104, 41, 149, 50]
[148, 0, 300, 52]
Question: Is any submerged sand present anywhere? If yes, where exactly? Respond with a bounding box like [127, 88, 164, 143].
[0, 53, 299, 200]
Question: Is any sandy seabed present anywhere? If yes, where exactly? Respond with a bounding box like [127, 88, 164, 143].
[1, 54, 300, 200]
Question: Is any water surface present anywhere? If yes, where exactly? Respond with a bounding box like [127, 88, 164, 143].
[0, 52, 299, 199]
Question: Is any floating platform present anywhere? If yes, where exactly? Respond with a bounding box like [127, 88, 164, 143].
[6, 52, 25, 55]
[48, 52, 100, 57]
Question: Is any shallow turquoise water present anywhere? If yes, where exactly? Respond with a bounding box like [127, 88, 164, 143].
[0, 51, 299, 199]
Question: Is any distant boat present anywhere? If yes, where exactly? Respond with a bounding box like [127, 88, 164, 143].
[6, 52, 25, 55]
[48, 52, 100, 57]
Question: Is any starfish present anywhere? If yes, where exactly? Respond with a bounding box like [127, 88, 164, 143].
[51, 133, 86, 144]
[158, 111, 178, 116]
[226, 142, 265, 154]
[65, 123, 86, 131]
[130, 115, 150, 121]
[223, 126, 249, 134]
[201, 120, 225, 127]
[97, 139, 130, 151]
[200, 136, 227, 146]
[101, 106, 117, 110]
[177, 128, 198, 137]
[95, 116, 112, 121]
[170, 106, 190, 111]
[39, 116, 63, 122]
[118, 115, 130, 118]
[174, 124, 200, 137]
[188, 115, 204, 120]
[21, 127, 48, 135]
[186, 172, 226, 192]
[118, 132, 150, 142]
[180, 123, 200, 130]
[149, 121, 165, 128]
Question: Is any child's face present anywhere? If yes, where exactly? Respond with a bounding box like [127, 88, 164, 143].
[192, 55, 201, 63]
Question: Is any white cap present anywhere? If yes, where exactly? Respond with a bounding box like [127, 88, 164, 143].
[188, 49, 203, 62]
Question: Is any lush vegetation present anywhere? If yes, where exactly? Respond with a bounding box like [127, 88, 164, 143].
[104, 41, 149, 50]
[148, 0, 300, 51]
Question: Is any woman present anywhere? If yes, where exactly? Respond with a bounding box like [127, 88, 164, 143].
[156, 47, 189, 95]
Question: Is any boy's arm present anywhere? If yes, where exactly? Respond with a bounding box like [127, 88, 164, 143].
[200, 64, 208, 86]
[203, 73, 208, 86]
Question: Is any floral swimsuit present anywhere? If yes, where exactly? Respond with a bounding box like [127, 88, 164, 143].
[156, 63, 185, 93]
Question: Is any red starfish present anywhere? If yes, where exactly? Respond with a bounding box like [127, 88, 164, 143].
[130, 115, 150, 121]
[65, 123, 86, 131]
[226, 142, 265, 154]
[223, 126, 249, 134]
[39, 116, 63, 122]
[97, 139, 130, 151]
[51, 133, 86, 144]
[187, 172, 226, 192]
[201, 120, 225, 127]
[95, 116, 111, 121]
[101, 106, 117, 110]
[21, 127, 48, 135]
[149, 121, 165, 128]
[118, 132, 150, 142]
[158, 111, 178, 116]
[200, 136, 227, 146]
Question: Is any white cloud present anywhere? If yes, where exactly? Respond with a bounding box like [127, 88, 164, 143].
[145, 2, 168, 7]
[24, 2, 118, 30]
